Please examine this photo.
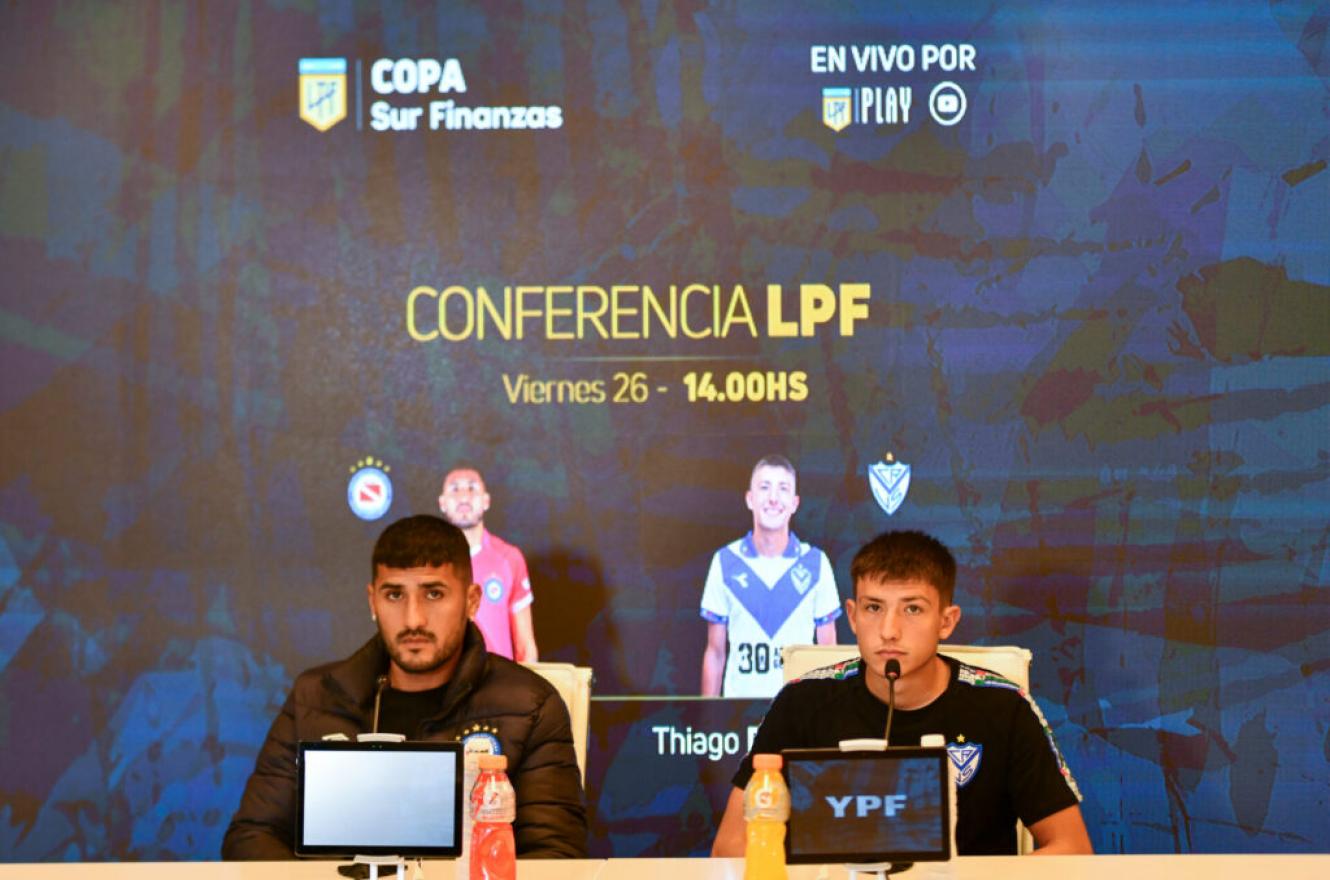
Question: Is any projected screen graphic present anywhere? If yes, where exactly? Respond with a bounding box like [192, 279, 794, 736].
[0, 0, 1326, 862]
[785, 750, 949, 864]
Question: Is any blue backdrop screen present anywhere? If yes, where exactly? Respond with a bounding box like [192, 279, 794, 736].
[0, 0, 1326, 860]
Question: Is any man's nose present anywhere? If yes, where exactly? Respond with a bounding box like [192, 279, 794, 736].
[880, 607, 902, 640]
[404, 594, 428, 628]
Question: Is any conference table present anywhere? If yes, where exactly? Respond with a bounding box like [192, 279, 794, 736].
[2, 856, 1328, 880]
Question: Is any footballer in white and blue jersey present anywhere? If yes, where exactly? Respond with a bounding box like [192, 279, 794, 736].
[700, 530, 842, 697]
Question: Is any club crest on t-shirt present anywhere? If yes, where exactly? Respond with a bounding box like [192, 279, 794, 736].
[461, 724, 502, 758]
[948, 739, 983, 787]
[483, 576, 505, 603]
[790, 563, 812, 594]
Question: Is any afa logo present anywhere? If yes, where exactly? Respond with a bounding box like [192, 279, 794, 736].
[869, 452, 911, 516]
[299, 57, 347, 131]
[460, 723, 503, 759]
[483, 576, 505, 603]
[822, 87, 852, 132]
[947, 736, 982, 788]
[347, 456, 393, 521]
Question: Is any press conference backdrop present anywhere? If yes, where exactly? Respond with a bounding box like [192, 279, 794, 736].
[1, 0, 1326, 861]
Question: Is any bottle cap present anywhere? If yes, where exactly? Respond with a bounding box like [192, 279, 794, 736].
[752, 753, 782, 770]
[478, 754, 508, 770]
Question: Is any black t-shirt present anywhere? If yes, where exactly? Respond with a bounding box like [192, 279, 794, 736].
[732, 655, 1081, 855]
[376, 684, 449, 739]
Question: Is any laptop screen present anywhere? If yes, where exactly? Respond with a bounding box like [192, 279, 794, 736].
[782, 747, 951, 865]
[296, 740, 463, 857]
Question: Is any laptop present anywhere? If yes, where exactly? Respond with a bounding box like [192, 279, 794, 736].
[296, 740, 464, 858]
[782, 746, 953, 867]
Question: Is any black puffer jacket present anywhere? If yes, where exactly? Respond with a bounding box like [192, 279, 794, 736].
[222, 623, 587, 859]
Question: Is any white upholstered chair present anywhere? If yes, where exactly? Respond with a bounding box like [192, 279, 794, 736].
[520, 662, 593, 783]
[779, 643, 1036, 854]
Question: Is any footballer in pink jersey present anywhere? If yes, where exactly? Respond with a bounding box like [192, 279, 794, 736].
[438, 467, 538, 661]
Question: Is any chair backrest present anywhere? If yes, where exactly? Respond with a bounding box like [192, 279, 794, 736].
[778, 643, 1036, 854]
[520, 662, 593, 783]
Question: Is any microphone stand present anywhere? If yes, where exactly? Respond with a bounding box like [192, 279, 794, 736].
[371, 674, 388, 734]
[882, 658, 901, 746]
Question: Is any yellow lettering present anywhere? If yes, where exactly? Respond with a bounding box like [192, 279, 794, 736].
[642, 284, 676, 338]
[476, 285, 512, 340]
[767, 284, 797, 337]
[514, 286, 543, 340]
[406, 286, 439, 341]
[611, 285, 641, 339]
[839, 283, 870, 335]
[720, 285, 759, 337]
[800, 284, 837, 336]
[680, 284, 713, 339]
[546, 286, 574, 340]
[578, 286, 609, 339]
[439, 286, 474, 341]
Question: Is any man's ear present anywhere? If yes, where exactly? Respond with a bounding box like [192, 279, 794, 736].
[366, 582, 376, 617]
[744, 489, 755, 512]
[466, 581, 482, 619]
[845, 598, 858, 636]
[939, 604, 961, 640]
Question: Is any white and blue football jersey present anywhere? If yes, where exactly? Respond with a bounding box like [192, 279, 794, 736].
[700, 531, 842, 697]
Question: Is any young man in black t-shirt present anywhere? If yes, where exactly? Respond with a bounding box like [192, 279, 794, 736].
[711, 530, 1092, 856]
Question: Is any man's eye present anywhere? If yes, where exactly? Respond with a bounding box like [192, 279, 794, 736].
[384, 591, 402, 601]
[427, 589, 445, 600]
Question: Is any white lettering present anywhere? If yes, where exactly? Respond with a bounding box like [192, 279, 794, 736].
[370, 59, 394, 94]
[826, 795, 853, 818]
[416, 58, 442, 92]
[391, 60, 417, 93]
[850, 44, 915, 73]
[828, 792, 911, 818]
[649, 724, 745, 761]
[922, 43, 976, 72]
[811, 45, 846, 73]
[440, 58, 467, 92]
[369, 101, 421, 131]
[856, 87, 911, 125]
[370, 58, 468, 95]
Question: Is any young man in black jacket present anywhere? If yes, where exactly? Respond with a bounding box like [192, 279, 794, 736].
[223, 515, 587, 859]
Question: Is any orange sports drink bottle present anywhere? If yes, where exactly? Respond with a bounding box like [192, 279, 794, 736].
[744, 753, 791, 880]
[469, 754, 516, 880]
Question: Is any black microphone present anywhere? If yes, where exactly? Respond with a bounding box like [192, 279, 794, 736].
[883, 659, 902, 746]
[371, 674, 389, 734]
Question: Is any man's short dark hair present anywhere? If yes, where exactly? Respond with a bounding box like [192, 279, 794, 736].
[850, 530, 956, 606]
[752, 454, 796, 480]
[371, 515, 473, 583]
